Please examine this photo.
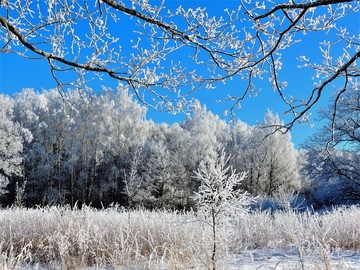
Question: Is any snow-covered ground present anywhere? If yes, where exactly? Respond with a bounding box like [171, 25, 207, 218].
[229, 250, 360, 270]
[18, 250, 360, 269]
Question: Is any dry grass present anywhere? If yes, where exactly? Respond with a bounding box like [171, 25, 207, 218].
[0, 205, 359, 269]
[232, 206, 360, 252]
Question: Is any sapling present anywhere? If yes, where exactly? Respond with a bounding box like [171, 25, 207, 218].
[193, 150, 252, 270]
[14, 180, 27, 208]
[123, 146, 143, 224]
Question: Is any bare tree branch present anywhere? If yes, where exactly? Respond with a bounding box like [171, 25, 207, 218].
[285, 50, 360, 131]
[254, 0, 353, 20]
[0, 0, 358, 140]
[0, 16, 133, 83]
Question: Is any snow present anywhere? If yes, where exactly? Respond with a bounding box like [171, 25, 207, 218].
[17, 250, 360, 269]
[229, 250, 360, 270]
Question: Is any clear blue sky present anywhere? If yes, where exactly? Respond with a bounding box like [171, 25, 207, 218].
[0, 1, 358, 148]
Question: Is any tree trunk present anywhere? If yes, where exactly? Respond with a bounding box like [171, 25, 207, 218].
[211, 207, 216, 270]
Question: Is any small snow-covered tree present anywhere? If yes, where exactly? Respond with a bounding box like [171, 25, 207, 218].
[193, 150, 251, 270]
[123, 145, 144, 210]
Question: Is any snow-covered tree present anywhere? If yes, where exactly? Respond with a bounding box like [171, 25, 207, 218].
[303, 147, 360, 207]
[301, 82, 360, 206]
[12, 86, 152, 206]
[193, 150, 251, 270]
[315, 80, 360, 149]
[257, 111, 300, 196]
[0, 95, 27, 196]
[232, 111, 300, 196]
[139, 123, 174, 209]
[63, 89, 102, 204]
[96, 87, 151, 206]
[13, 88, 69, 205]
[61, 87, 151, 206]
[183, 101, 231, 171]
[123, 145, 144, 210]
[162, 123, 194, 209]
[228, 120, 257, 193]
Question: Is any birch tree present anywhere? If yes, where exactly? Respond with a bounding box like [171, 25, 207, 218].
[0, 95, 27, 196]
[123, 145, 144, 210]
[13, 88, 81, 205]
[255, 111, 301, 196]
[230, 111, 300, 196]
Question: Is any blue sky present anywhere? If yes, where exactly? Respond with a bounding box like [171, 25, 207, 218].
[0, 1, 358, 148]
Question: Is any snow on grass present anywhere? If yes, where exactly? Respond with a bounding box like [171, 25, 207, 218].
[0, 205, 359, 269]
[228, 249, 360, 270]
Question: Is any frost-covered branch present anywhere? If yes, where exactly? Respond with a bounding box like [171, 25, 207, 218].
[240, 0, 359, 135]
[0, 0, 359, 136]
[252, 0, 353, 20]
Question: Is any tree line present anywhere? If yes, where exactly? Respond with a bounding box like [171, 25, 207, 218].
[0, 86, 359, 209]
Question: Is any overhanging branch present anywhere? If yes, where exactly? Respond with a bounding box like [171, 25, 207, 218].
[0, 15, 133, 84]
[254, 0, 353, 20]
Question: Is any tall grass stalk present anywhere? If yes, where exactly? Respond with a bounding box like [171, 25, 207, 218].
[0, 205, 359, 269]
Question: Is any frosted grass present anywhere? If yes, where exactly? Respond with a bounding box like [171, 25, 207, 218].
[0, 205, 359, 269]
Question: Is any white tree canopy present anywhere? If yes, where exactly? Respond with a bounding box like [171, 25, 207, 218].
[0, 95, 26, 194]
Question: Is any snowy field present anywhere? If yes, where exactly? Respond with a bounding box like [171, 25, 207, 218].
[13, 251, 360, 269]
[1, 206, 359, 269]
[12, 251, 360, 269]
[229, 250, 360, 269]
